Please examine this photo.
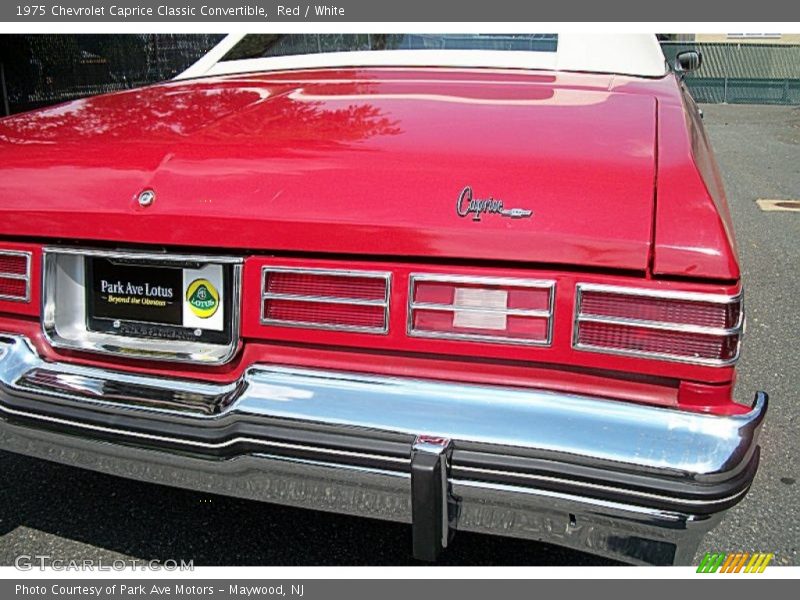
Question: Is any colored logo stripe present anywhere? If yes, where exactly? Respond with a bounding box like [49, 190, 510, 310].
[697, 552, 774, 573]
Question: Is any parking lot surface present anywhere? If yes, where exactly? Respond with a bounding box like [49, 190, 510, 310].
[1, 104, 798, 566]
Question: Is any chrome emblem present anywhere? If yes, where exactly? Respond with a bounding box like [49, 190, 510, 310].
[137, 189, 156, 207]
[456, 186, 532, 222]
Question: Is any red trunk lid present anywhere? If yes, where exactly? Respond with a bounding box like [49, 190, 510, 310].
[0, 70, 657, 270]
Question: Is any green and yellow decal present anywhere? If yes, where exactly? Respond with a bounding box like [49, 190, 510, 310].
[696, 552, 774, 573]
[186, 278, 220, 319]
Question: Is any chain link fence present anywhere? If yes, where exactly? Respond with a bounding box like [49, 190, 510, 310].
[661, 41, 800, 104]
[2, 36, 800, 115]
[0, 34, 223, 115]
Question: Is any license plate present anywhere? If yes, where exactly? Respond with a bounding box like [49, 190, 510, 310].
[86, 257, 232, 344]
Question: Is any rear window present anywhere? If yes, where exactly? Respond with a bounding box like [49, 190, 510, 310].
[222, 34, 559, 62]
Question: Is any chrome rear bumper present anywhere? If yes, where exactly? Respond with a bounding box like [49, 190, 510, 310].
[0, 333, 767, 565]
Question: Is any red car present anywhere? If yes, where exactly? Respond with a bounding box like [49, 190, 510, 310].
[0, 34, 766, 565]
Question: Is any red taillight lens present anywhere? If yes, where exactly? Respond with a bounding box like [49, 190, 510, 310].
[575, 285, 743, 365]
[264, 299, 386, 329]
[408, 275, 554, 345]
[579, 290, 740, 329]
[266, 271, 386, 301]
[0, 251, 31, 302]
[577, 322, 740, 361]
[262, 268, 390, 333]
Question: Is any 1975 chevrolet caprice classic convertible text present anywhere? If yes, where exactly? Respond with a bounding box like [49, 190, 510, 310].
[0, 34, 767, 565]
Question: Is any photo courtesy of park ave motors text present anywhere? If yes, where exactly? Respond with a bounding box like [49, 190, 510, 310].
[0, 27, 797, 571]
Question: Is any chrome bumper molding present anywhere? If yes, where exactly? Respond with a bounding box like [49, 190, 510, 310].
[0, 333, 767, 565]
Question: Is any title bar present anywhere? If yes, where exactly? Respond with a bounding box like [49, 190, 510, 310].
[2, 0, 798, 22]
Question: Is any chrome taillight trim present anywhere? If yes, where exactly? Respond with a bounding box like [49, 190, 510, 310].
[407, 274, 556, 346]
[263, 293, 387, 307]
[0, 250, 32, 302]
[260, 266, 391, 335]
[573, 283, 743, 305]
[573, 283, 744, 367]
[411, 303, 551, 318]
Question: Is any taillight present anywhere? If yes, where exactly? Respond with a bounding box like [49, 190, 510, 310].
[574, 284, 743, 366]
[0, 250, 31, 302]
[261, 267, 390, 333]
[408, 274, 554, 345]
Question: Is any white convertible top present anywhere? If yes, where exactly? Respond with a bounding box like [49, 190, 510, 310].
[177, 33, 668, 80]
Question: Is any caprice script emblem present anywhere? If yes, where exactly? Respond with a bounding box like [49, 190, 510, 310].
[456, 186, 533, 222]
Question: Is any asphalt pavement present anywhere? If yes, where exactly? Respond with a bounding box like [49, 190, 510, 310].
[0, 103, 798, 566]
[690, 104, 799, 566]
